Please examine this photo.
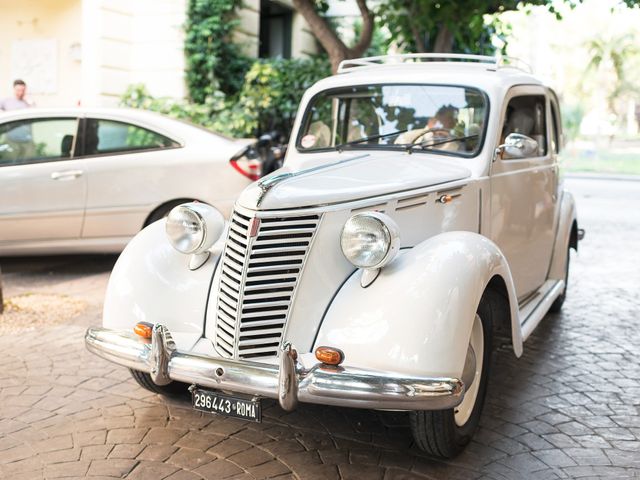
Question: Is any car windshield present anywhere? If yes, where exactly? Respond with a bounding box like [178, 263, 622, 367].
[297, 84, 487, 157]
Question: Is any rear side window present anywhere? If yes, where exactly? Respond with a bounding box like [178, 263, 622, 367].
[83, 119, 179, 156]
[0, 117, 78, 166]
[550, 101, 561, 154]
[501, 95, 547, 157]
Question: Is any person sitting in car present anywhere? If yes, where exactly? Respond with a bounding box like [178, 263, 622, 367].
[395, 104, 460, 149]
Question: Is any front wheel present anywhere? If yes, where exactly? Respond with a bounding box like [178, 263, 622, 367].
[410, 292, 494, 458]
[129, 369, 188, 396]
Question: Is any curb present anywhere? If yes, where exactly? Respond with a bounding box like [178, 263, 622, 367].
[565, 172, 640, 182]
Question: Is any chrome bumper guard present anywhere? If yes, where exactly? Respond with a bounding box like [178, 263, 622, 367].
[85, 324, 464, 411]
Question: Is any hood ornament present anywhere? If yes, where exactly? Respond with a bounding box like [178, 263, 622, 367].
[255, 153, 370, 207]
[256, 172, 293, 207]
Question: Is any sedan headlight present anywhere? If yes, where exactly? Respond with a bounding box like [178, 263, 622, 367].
[340, 212, 400, 269]
[166, 202, 225, 255]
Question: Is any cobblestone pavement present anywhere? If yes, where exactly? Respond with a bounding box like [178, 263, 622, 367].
[0, 177, 639, 479]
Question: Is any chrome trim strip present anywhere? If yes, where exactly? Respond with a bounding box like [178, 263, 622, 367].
[85, 326, 464, 411]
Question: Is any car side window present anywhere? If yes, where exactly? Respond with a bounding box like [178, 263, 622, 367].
[83, 119, 179, 156]
[0, 118, 78, 167]
[550, 101, 560, 154]
[501, 95, 547, 158]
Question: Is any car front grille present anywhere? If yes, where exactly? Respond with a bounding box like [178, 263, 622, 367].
[214, 209, 321, 359]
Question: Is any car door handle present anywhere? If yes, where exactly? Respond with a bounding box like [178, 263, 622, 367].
[51, 170, 84, 180]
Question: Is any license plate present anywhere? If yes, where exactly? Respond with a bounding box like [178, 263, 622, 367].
[191, 388, 261, 422]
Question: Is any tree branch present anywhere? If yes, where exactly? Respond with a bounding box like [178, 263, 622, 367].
[409, 2, 427, 52]
[433, 24, 454, 53]
[292, 0, 374, 73]
[292, 0, 349, 72]
[348, 0, 375, 58]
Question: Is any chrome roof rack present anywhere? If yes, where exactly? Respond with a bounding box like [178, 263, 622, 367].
[337, 53, 532, 74]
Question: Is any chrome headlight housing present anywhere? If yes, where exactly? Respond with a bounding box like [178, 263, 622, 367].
[340, 212, 400, 269]
[165, 202, 224, 255]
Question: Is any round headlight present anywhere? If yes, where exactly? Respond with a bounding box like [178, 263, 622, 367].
[340, 212, 400, 269]
[165, 203, 225, 255]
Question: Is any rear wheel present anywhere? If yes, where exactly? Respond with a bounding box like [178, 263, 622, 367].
[144, 199, 194, 228]
[129, 369, 188, 396]
[410, 292, 494, 458]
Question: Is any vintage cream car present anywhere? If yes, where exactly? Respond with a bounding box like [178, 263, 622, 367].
[86, 54, 581, 458]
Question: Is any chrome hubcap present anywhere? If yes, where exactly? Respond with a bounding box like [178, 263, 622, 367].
[454, 314, 484, 427]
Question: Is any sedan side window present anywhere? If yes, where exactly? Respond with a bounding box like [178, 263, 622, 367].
[0, 118, 78, 167]
[83, 119, 179, 156]
[500, 95, 547, 158]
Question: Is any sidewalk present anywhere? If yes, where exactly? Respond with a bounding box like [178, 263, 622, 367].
[566, 171, 640, 182]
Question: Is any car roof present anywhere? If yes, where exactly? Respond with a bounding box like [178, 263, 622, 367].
[0, 107, 231, 144]
[306, 62, 546, 99]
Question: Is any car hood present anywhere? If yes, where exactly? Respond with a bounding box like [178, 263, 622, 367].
[237, 151, 472, 210]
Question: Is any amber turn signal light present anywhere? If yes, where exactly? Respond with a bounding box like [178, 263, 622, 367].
[134, 322, 154, 339]
[315, 346, 345, 366]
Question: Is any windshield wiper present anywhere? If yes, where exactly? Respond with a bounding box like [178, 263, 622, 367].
[335, 128, 409, 151]
[407, 134, 480, 152]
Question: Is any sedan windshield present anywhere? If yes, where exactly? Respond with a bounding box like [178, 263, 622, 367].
[297, 84, 487, 157]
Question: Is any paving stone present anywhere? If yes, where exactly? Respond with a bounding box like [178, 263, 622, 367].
[339, 463, 386, 479]
[193, 458, 244, 478]
[108, 443, 146, 459]
[106, 427, 148, 444]
[532, 449, 577, 468]
[167, 447, 215, 470]
[126, 461, 180, 480]
[142, 427, 188, 445]
[174, 431, 226, 451]
[498, 452, 548, 473]
[563, 447, 612, 466]
[44, 460, 90, 478]
[246, 459, 291, 478]
[207, 438, 252, 458]
[31, 434, 74, 453]
[80, 444, 113, 460]
[136, 444, 179, 461]
[86, 458, 137, 477]
[164, 471, 203, 480]
[37, 447, 81, 464]
[74, 429, 107, 447]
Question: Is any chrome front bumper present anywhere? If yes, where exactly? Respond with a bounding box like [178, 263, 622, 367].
[85, 324, 464, 411]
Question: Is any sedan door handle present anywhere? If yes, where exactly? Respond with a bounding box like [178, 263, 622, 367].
[51, 170, 84, 180]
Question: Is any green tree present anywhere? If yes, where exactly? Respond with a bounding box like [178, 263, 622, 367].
[293, 0, 640, 71]
[586, 33, 640, 118]
[184, 0, 250, 102]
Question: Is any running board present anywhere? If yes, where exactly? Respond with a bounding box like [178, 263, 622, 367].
[520, 280, 565, 341]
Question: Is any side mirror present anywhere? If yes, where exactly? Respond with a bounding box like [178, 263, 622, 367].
[495, 133, 539, 160]
[257, 133, 272, 147]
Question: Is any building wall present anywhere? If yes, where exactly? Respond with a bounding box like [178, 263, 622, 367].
[0, 0, 83, 107]
[1, 0, 316, 108]
[235, 0, 318, 58]
[81, 0, 186, 106]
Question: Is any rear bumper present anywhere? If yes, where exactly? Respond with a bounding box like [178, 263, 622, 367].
[85, 324, 464, 411]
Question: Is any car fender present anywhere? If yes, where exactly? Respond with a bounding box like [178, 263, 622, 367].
[548, 190, 577, 281]
[102, 220, 220, 351]
[314, 231, 522, 380]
